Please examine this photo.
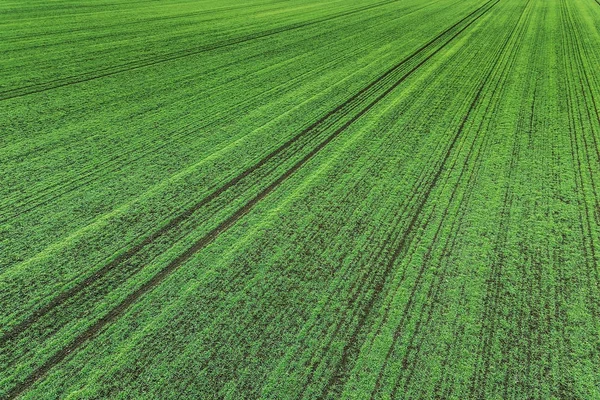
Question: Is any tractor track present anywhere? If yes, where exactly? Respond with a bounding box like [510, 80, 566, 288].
[369, 2, 532, 396]
[2, 0, 504, 397]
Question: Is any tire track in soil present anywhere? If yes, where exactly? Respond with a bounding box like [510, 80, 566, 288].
[52, 89, 406, 391]
[0, 37, 386, 345]
[1, 4, 439, 350]
[2, 2, 500, 398]
[0, 0, 487, 345]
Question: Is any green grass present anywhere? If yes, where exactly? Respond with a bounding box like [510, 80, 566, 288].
[2, 0, 600, 398]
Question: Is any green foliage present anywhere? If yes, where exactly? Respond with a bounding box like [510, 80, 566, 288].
[2, 0, 600, 398]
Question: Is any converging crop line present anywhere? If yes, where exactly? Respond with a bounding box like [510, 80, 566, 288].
[465, 5, 533, 400]
[297, 0, 501, 395]
[369, 1, 530, 396]
[557, 0, 600, 365]
[0, 39, 357, 222]
[0, 0, 437, 223]
[3, 0, 501, 397]
[1, 2, 281, 43]
[390, 13, 531, 386]
[313, 0, 501, 396]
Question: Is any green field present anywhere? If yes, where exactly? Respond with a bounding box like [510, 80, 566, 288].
[2, 0, 600, 398]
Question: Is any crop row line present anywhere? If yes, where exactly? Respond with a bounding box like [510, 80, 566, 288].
[279, 41, 476, 398]
[558, 0, 600, 368]
[278, 11, 514, 393]
[1, 0, 285, 43]
[463, 2, 535, 398]
[555, 6, 586, 393]
[366, 2, 532, 397]
[387, 14, 537, 388]
[0, 0, 489, 346]
[0, 35, 359, 221]
[298, 0, 506, 395]
[0, 27, 407, 347]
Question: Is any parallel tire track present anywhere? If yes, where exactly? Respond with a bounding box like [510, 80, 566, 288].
[0, 0, 495, 346]
[2, 1, 502, 397]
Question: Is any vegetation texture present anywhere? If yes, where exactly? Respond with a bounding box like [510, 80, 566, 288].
[2, 0, 600, 398]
